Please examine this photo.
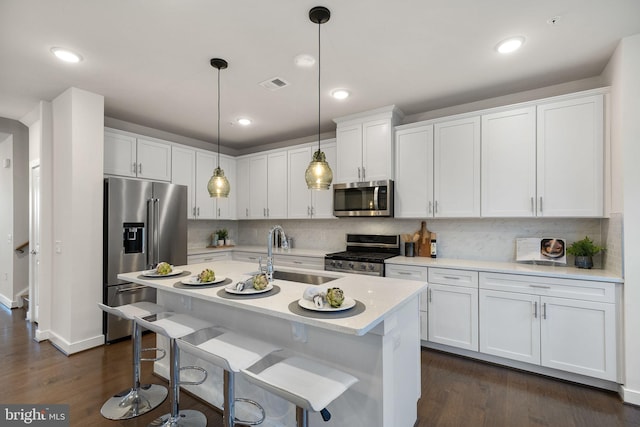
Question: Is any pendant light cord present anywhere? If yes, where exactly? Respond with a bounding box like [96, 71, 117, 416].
[217, 66, 221, 169]
[317, 19, 321, 153]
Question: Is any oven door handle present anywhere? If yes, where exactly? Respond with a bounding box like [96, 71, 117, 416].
[373, 186, 379, 211]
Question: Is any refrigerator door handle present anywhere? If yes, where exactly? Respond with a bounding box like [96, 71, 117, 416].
[147, 198, 155, 268]
[154, 198, 160, 265]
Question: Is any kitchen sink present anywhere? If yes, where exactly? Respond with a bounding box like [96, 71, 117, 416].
[272, 270, 337, 285]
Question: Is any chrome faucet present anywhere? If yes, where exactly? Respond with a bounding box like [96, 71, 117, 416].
[260, 225, 289, 282]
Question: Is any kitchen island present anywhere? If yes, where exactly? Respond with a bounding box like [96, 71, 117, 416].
[118, 260, 426, 427]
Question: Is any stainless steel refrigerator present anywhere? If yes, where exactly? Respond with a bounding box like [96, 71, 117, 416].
[103, 177, 187, 342]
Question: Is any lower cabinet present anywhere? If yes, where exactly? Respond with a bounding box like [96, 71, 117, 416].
[385, 264, 428, 341]
[187, 251, 232, 264]
[479, 272, 617, 381]
[427, 268, 479, 351]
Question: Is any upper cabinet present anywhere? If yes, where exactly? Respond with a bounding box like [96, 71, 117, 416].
[237, 150, 287, 219]
[171, 145, 197, 219]
[104, 129, 172, 182]
[334, 105, 403, 183]
[481, 94, 604, 217]
[536, 94, 604, 217]
[395, 116, 480, 218]
[481, 107, 537, 217]
[288, 141, 337, 219]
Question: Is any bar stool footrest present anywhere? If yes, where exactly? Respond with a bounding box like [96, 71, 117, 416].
[233, 397, 266, 426]
[179, 366, 208, 386]
[140, 346, 166, 362]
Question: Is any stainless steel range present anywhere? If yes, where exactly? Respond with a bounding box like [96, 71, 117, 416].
[325, 234, 400, 276]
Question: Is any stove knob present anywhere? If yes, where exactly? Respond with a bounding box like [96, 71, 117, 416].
[336, 261, 343, 268]
[330, 260, 336, 267]
[348, 262, 355, 269]
[368, 264, 376, 271]
[360, 263, 367, 270]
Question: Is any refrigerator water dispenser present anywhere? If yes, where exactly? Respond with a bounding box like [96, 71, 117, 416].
[123, 222, 145, 254]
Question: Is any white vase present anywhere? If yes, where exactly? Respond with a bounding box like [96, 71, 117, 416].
[218, 239, 225, 247]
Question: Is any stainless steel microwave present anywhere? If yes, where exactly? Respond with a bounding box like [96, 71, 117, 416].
[333, 180, 394, 217]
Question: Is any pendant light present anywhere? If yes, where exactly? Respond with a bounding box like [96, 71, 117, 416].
[207, 58, 231, 198]
[305, 6, 333, 190]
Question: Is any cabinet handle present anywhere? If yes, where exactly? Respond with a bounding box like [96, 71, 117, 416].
[192, 207, 196, 217]
[203, 258, 213, 262]
[138, 163, 142, 174]
[442, 276, 460, 280]
[357, 167, 361, 181]
[398, 271, 412, 276]
[267, 208, 270, 217]
[533, 301, 538, 318]
[263, 208, 266, 217]
[307, 206, 311, 216]
[246, 208, 248, 217]
[542, 302, 547, 320]
[362, 167, 366, 181]
[435, 200, 439, 214]
[428, 288, 432, 302]
[531, 197, 534, 213]
[311, 206, 315, 216]
[197, 207, 200, 216]
[248, 256, 258, 260]
[529, 284, 551, 289]
[293, 261, 303, 264]
[428, 201, 433, 214]
[539, 197, 543, 213]
[132, 162, 137, 174]
[217, 207, 220, 217]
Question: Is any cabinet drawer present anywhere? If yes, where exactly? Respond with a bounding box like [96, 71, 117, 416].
[385, 264, 428, 281]
[274, 254, 324, 271]
[479, 272, 615, 303]
[429, 268, 478, 288]
[188, 252, 231, 264]
[232, 251, 265, 263]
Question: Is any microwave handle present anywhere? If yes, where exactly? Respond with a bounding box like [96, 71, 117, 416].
[373, 186, 379, 210]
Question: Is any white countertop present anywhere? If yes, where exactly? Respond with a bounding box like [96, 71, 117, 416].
[188, 245, 328, 257]
[386, 256, 623, 283]
[118, 260, 426, 336]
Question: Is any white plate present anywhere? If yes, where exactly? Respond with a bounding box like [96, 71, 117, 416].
[180, 276, 226, 286]
[142, 269, 184, 278]
[297, 297, 356, 312]
[224, 283, 274, 295]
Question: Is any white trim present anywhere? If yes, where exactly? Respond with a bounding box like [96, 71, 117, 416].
[621, 386, 640, 405]
[48, 331, 105, 355]
[0, 293, 20, 308]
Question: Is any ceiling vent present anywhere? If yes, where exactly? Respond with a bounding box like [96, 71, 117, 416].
[259, 77, 290, 91]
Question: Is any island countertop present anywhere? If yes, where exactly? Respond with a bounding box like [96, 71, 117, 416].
[118, 260, 426, 336]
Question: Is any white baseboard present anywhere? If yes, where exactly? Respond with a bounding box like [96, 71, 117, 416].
[34, 328, 51, 342]
[48, 332, 105, 355]
[621, 386, 640, 405]
[0, 293, 20, 309]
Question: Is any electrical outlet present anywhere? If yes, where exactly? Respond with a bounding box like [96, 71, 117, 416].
[55, 240, 62, 254]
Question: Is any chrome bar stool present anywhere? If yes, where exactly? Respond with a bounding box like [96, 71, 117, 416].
[241, 356, 358, 427]
[178, 327, 281, 427]
[98, 302, 168, 420]
[135, 312, 214, 427]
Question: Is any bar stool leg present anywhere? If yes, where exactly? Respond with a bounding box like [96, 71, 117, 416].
[296, 407, 308, 427]
[100, 321, 167, 420]
[223, 370, 234, 427]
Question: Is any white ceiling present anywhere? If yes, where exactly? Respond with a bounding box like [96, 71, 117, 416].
[1, 0, 639, 151]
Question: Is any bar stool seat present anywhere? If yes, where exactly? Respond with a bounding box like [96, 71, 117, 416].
[135, 312, 214, 427]
[178, 327, 281, 427]
[241, 356, 358, 427]
[98, 302, 168, 420]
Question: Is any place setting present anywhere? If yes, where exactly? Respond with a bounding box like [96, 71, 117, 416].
[289, 286, 365, 319]
[173, 268, 232, 289]
[139, 262, 191, 280]
[216, 274, 281, 300]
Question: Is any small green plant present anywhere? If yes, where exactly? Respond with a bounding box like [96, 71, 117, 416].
[217, 228, 228, 240]
[566, 236, 604, 257]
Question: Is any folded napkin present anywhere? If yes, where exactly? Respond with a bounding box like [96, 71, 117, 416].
[303, 286, 328, 308]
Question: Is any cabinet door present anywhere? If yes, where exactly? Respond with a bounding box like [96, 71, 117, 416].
[479, 289, 541, 364]
[136, 138, 172, 181]
[236, 157, 250, 219]
[194, 151, 216, 219]
[540, 296, 616, 381]
[311, 142, 336, 219]
[104, 131, 137, 177]
[288, 146, 313, 219]
[395, 126, 433, 218]
[536, 95, 604, 216]
[187, 251, 231, 264]
[267, 151, 288, 219]
[481, 107, 536, 217]
[362, 119, 393, 181]
[428, 283, 478, 351]
[336, 124, 363, 183]
[249, 155, 268, 218]
[215, 155, 236, 219]
[433, 116, 481, 217]
[171, 146, 196, 219]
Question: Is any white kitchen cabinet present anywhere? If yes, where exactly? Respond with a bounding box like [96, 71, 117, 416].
[171, 146, 197, 219]
[433, 116, 481, 217]
[187, 251, 232, 264]
[334, 106, 402, 183]
[232, 251, 265, 264]
[273, 254, 324, 271]
[385, 263, 429, 341]
[427, 268, 479, 351]
[536, 94, 604, 216]
[236, 157, 250, 219]
[481, 107, 537, 217]
[395, 125, 433, 218]
[479, 272, 617, 381]
[243, 151, 287, 219]
[287, 141, 336, 219]
[104, 129, 172, 181]
[194, 151, 236, 220]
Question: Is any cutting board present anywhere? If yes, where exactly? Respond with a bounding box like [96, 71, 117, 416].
[417, 221, 431, 257]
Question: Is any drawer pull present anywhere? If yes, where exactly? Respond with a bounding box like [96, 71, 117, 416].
[398, 271, 412, 275]
[428, 288, 432, 302]
[248, 257, 258, 260]
[442, 276, 461, 280]
[543, 302, 547, 320]
[529, 284, 551, 289]
[203, 258, 212, 262]
[293, 261, 303, 264]
[533, 301, 538, 318]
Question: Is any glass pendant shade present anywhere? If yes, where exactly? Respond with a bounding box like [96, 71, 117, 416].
[305, 149, 333, 190]
[207, 166, 230, 198]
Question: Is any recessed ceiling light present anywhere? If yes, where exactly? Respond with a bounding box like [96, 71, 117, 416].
[331, 89, 350, 100]
[51, 47, 83, 63]
[294, 54, 316, 67]
[496, 37, 525, 54]
[237, 118, 251, 126]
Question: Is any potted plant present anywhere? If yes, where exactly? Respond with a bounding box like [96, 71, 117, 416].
[217, 229, 228, 246]
[566, 236, 604, 269]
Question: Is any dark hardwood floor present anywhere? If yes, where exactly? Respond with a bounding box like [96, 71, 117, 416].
[2, 304, 639, 427]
